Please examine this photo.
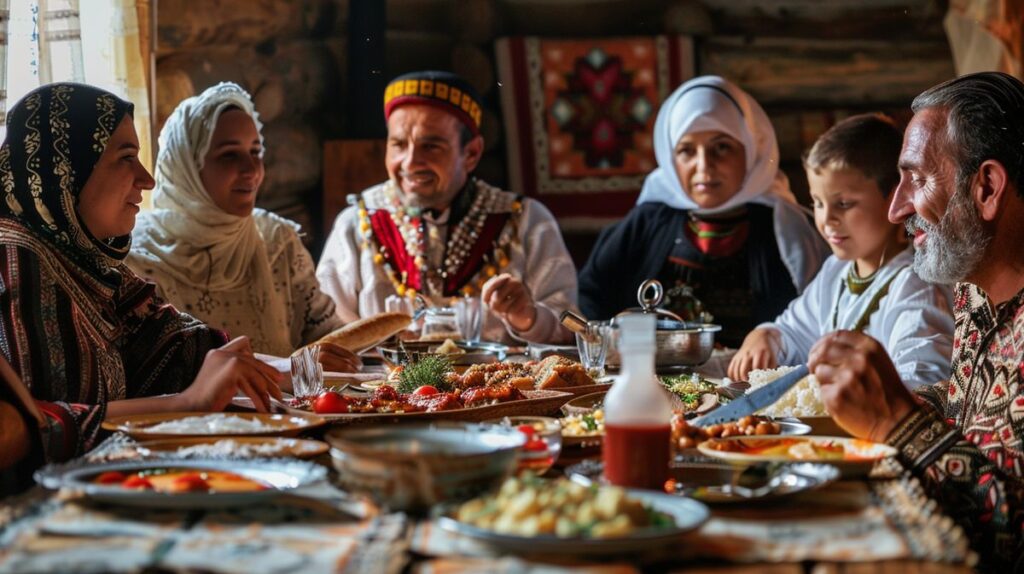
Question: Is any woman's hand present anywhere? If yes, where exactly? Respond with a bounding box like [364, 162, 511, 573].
[312, 342, 362, 373]
[807, 330, 917, 442]
[727, 327, 781, 381]
[481, 273, 537, 333]
[180, 336, 285, 413]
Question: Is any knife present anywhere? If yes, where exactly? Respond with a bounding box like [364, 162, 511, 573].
[690, 365, 810, 427]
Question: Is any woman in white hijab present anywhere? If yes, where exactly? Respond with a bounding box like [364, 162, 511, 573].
[128, 83, 360, 371]
[578, 76, 829, 347]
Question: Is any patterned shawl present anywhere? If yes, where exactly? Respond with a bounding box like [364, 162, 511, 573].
[0, 83, 226, 457]
[0, 83, 134, 285]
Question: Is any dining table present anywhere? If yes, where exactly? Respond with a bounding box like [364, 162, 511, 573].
[0, 349, 980, 574]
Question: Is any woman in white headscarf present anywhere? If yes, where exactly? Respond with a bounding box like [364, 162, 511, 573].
[578, 76, 829, 347]
[128, 83, 360, 371]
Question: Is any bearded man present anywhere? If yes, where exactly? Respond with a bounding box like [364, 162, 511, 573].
[317, 71, 576, 344]
[807, 72, 1024, 571]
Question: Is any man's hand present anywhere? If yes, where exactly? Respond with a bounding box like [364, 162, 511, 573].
[180, 336, 285, 413]
[481, 273, 537, 333]
[312, 342, 362, 373]
[728, 327, 781, 381]
[807, 330, 918, 442]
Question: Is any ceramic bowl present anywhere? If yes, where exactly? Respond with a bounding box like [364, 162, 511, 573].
[326, 422, 525, 514]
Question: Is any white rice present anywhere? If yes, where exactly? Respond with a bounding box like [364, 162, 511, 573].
[747, 366, 829, 417]
[144, 414, 274, 434]
[172, 439, 291, 458]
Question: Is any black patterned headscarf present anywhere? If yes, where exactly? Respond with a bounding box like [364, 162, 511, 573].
[0, 83, 135, 276]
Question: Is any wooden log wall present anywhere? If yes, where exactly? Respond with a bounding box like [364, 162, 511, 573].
[156, 0, 954, 259]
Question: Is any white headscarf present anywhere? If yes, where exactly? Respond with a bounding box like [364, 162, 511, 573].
[637, 75, 827, 290]
[131, 82, 291, 345]
[637, 75, 797, 214]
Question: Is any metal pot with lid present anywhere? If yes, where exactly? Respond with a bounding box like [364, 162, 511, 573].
[606, 279, 721, 368]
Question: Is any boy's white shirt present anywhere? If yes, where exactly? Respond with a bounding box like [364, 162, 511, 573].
[761, 246, 955, 388]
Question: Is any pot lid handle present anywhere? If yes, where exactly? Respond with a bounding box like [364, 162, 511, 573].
[637, 279, 664, 312]
[632, 279, 687, 323]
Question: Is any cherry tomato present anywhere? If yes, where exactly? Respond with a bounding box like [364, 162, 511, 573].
[95, 471, 127, 485]
[412, 385, 439, 396]
[313, 391, 350, 414]
[516, 424, 536, 436]
[523, 438, 548, 452]
[169, 473, 211, 493]
[122, 475, 153, 490]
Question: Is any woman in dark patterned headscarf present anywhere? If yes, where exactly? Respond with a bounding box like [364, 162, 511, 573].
[0, 83, 283, 460]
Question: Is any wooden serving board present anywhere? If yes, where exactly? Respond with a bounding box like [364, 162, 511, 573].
[289, 390, 573, 427]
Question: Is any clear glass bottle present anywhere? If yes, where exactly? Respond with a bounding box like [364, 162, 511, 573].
[602, 314, 672, 490]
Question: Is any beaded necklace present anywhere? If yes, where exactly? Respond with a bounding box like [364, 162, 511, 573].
[357, 179, 522, 299]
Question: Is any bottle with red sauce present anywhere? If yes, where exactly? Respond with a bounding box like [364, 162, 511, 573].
[602, 314, 672, 490]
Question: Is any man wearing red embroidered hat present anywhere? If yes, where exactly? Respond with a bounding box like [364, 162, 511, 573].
[317, 71, 577, 344]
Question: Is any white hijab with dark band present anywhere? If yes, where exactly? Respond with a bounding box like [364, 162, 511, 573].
[637, 75, 824, 290]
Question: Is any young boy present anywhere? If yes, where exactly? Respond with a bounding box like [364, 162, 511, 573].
[727, 114, 954, 388]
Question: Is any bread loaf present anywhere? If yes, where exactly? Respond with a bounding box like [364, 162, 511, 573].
[296, 312, 412, 354]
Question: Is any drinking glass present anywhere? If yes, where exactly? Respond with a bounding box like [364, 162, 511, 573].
[421, 307, 460, 341]
[291, 345, 324, 400]
[575, 322, 612, 377]
[385, 294, 420, 334]
[454, 296, 483, 343]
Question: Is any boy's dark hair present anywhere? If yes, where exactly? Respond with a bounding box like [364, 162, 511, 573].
[803, 113, 903, 196]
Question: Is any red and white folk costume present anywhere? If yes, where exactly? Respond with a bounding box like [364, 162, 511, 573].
[317, 178, 577, 344]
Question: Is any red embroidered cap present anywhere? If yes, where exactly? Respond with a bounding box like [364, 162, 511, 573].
[383, 71, 483, 136]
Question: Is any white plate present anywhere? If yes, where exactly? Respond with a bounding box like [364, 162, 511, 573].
[101, 412, 325, 440]
[697, 435, 897, 478]
[437, 489, 709, 556]
[136, 437, 330, 459]
[35, 459, 327, 509]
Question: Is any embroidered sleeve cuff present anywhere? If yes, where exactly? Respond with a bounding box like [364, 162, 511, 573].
[885, 406, 960, 473]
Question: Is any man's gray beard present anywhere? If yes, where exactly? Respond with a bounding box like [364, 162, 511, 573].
[906, 183, 991, 284]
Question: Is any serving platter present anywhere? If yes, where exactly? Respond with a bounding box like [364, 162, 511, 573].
[102, 412, 327, 440]
[566, 459, 839, 505]
[436, 488, 709, 556]
[287, 389, 573, 426]
[34, 459, 326, 509]
[697, 435, 897, 478]
[136, 436, 330, 460]
[560, 391, 607, 417]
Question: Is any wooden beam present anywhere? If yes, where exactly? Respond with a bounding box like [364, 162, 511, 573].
[701, 37, 955, 106]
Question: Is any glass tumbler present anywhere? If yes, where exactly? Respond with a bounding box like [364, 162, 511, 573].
[291, 345, 324, 400]
[575, 322, 612, 377]
[454, 296, 483, 343]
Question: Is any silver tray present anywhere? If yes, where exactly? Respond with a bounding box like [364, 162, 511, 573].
[35, 458, 326, 509]
[566, 459, 838, 505]
[377, 340, 508, 367]
[436, 488, 709, 555]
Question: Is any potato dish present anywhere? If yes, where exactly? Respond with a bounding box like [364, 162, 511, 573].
[453, 475, 673, 538]
[561, 408, 604, 437]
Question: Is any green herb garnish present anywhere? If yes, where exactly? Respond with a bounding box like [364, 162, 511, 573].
[661, 373, 716, 398]
[582, 413, 599, 431]
[645, 506, 675, 529]
[395, 354, 454, 394]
